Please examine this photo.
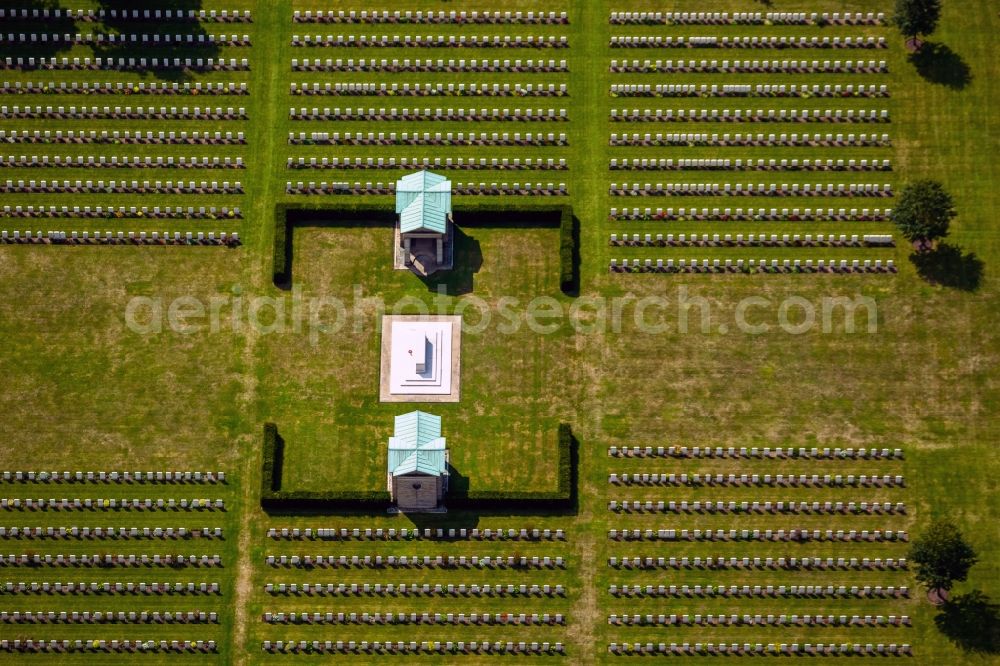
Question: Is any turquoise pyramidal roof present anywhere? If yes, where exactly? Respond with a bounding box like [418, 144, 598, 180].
[395, 170, 452, 234]
[387, 410, 447, 477]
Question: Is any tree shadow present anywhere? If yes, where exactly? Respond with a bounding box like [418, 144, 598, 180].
[0, 1, 77, 60]
[935, 590, 1000, 654]
[910, 243, 984, 291]
[93, 0, 222, 82]
[908, 42, 973, 90]
[417, 226, 483, 296]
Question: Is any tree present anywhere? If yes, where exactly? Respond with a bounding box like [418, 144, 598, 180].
[909, 521, 978, 594]
[893, 0, 943, 49]
[893, 179, 956, 249]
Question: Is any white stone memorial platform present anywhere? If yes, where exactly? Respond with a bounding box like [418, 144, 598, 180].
[379, 315, 462, 403]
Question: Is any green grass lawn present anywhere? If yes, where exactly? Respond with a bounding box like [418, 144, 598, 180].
[0, 0, 997, 664]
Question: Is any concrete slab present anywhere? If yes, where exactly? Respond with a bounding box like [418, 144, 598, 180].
[379, 314, 462, 403]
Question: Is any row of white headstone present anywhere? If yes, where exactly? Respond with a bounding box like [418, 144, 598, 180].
[264, 610, 564, 624]
[0, 497, 224, 509]
[2, 57, 249, 71]
[0, 33, 249, 46]
[609, 206, 892, 220]
[288, 157, 565, 170]
[1, 156, 244, 169]
[263, 640, 562, 654]
[292, 34, 568, 48]
[1, 639, 217, 653]
[294, 10, 567, 23]
[610, 471, 904, 486]
[610, 59, 888, 72]
[609, 182, 893, 196]
[611, 83, 888, 97]
[610, 232, 891, 246]
[291, 82, 566, 96]
[609, 11, 886, 25]
[607, 555, 906, 569]
[611, 258, 896, 273]
[608, 445, 903, 458]
[0, 129, 245, 143]
[0, 470, 226, 482]
[610, 35, 887, 49]
[1, 81, 247, 95]
[611, 158, 891, 170]
[610, 132, 891, 146]
[608, 583, 909, 598]
[0, 231, 240, 246]
[0, 525, 223, 538]
[0, 105, 247, 119]
[610, 107, 889, 121]
[0, 7, 249, 20]
[605, 528, 907, 543]
[0, 610, 217, 623]
[608, 642, 909, 656]
[265, 554, 565, 568]
[264, 582, 565, 596]
[0, 553, 222, 566]
[290, 107, 568, 121]
[2, 180, 243, 193]
[291, 57, 567, 72]
[608, 499, 905, 514]
[289, 130, 566, 145]
[286, 181, 567, 195]
[3, 581, 221, 594]
[611, 613, 910, 626]
[266, 526, 566, 540]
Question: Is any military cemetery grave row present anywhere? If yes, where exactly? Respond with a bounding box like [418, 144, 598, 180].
[609, 613, 910, 627]
[0, 526, 224, 539]
[610, 206, 892, 221]
[610, 59, 888, 73]
[266, 526, 566, 540]
[265, 554, 566, 569]
[293, 10, 569, 25]
[1, 81, 249, 96]
[1, 155, 245, 169]
[1, 639, 218, 654]
[608, 584, 908, 599]
[607, 642, 910, 656]
[1, 206, 240, 220]
[290, 131, 567, 146]
[0, 129, 246, 144]
[0, 553, 222, 567]
[609, 499, 906, 514]
[291, 58, 567, 72]
[609, 446, 904, 458]
[0, 470, 227, 482]
[263, 582, 566, 597]
[610, 232, 893, 246]
[0, 231, 239, 245]
[292, 82, 567, 97]
[286, 181, 567, 195]
[609, 36, 887, 49]
[1, 105, 248, 120]
[607, 556, 907, 570]
[0, 8, 250, 22]
[1, 610, 218, 624]
[611, 132, 891, 147]
[608, 12, 886, 26]
[2, 57, 251, 72]
[612, 83, 889, 97]
[261, 640, 564, 655]
[264, 611, 565, 625]
[0, 33, 251, 47]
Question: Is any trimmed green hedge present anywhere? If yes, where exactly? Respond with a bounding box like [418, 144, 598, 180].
[272, 202, 579, 295]
[260, 422, 392, 510]
[558, 206, 579, 294]
[259, 422, 576, 512]
[440, 423, 575, 510]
